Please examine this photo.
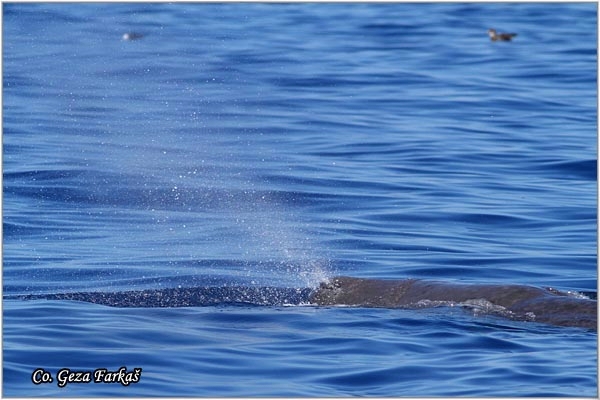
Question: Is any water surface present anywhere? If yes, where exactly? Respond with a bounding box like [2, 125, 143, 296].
[3, 2, 597, 397]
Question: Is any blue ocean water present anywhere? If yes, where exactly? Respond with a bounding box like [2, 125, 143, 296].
[2, 2, 597, 397]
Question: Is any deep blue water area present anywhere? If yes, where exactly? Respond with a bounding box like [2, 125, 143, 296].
[2, 2, 597, 397]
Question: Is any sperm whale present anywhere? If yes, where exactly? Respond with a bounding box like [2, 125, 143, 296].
[310, 276, 597, 330]
[6, 276, 597, 330]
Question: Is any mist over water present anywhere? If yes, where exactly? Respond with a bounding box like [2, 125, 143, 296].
[3, 2, 596, 397]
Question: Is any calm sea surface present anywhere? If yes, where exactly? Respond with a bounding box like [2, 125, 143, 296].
[2, 2, 597, 397]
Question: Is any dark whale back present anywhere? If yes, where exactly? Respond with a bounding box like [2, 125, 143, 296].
[309, 276, 597, 330]
[6, 276, 597, 330]
[309, 276, 418, 307]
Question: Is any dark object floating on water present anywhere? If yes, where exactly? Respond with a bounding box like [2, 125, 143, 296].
[311, 277, 597, 330]
[122, 32, 144, 41]
[488, 28, 517, 41]
[6, 276, 597, 330]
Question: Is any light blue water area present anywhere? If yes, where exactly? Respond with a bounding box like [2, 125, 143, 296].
[3, 2, 597, 397]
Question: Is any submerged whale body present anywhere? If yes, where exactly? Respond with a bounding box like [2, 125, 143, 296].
[7, 276, 597, 330]
[10, 286, 313, 308]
